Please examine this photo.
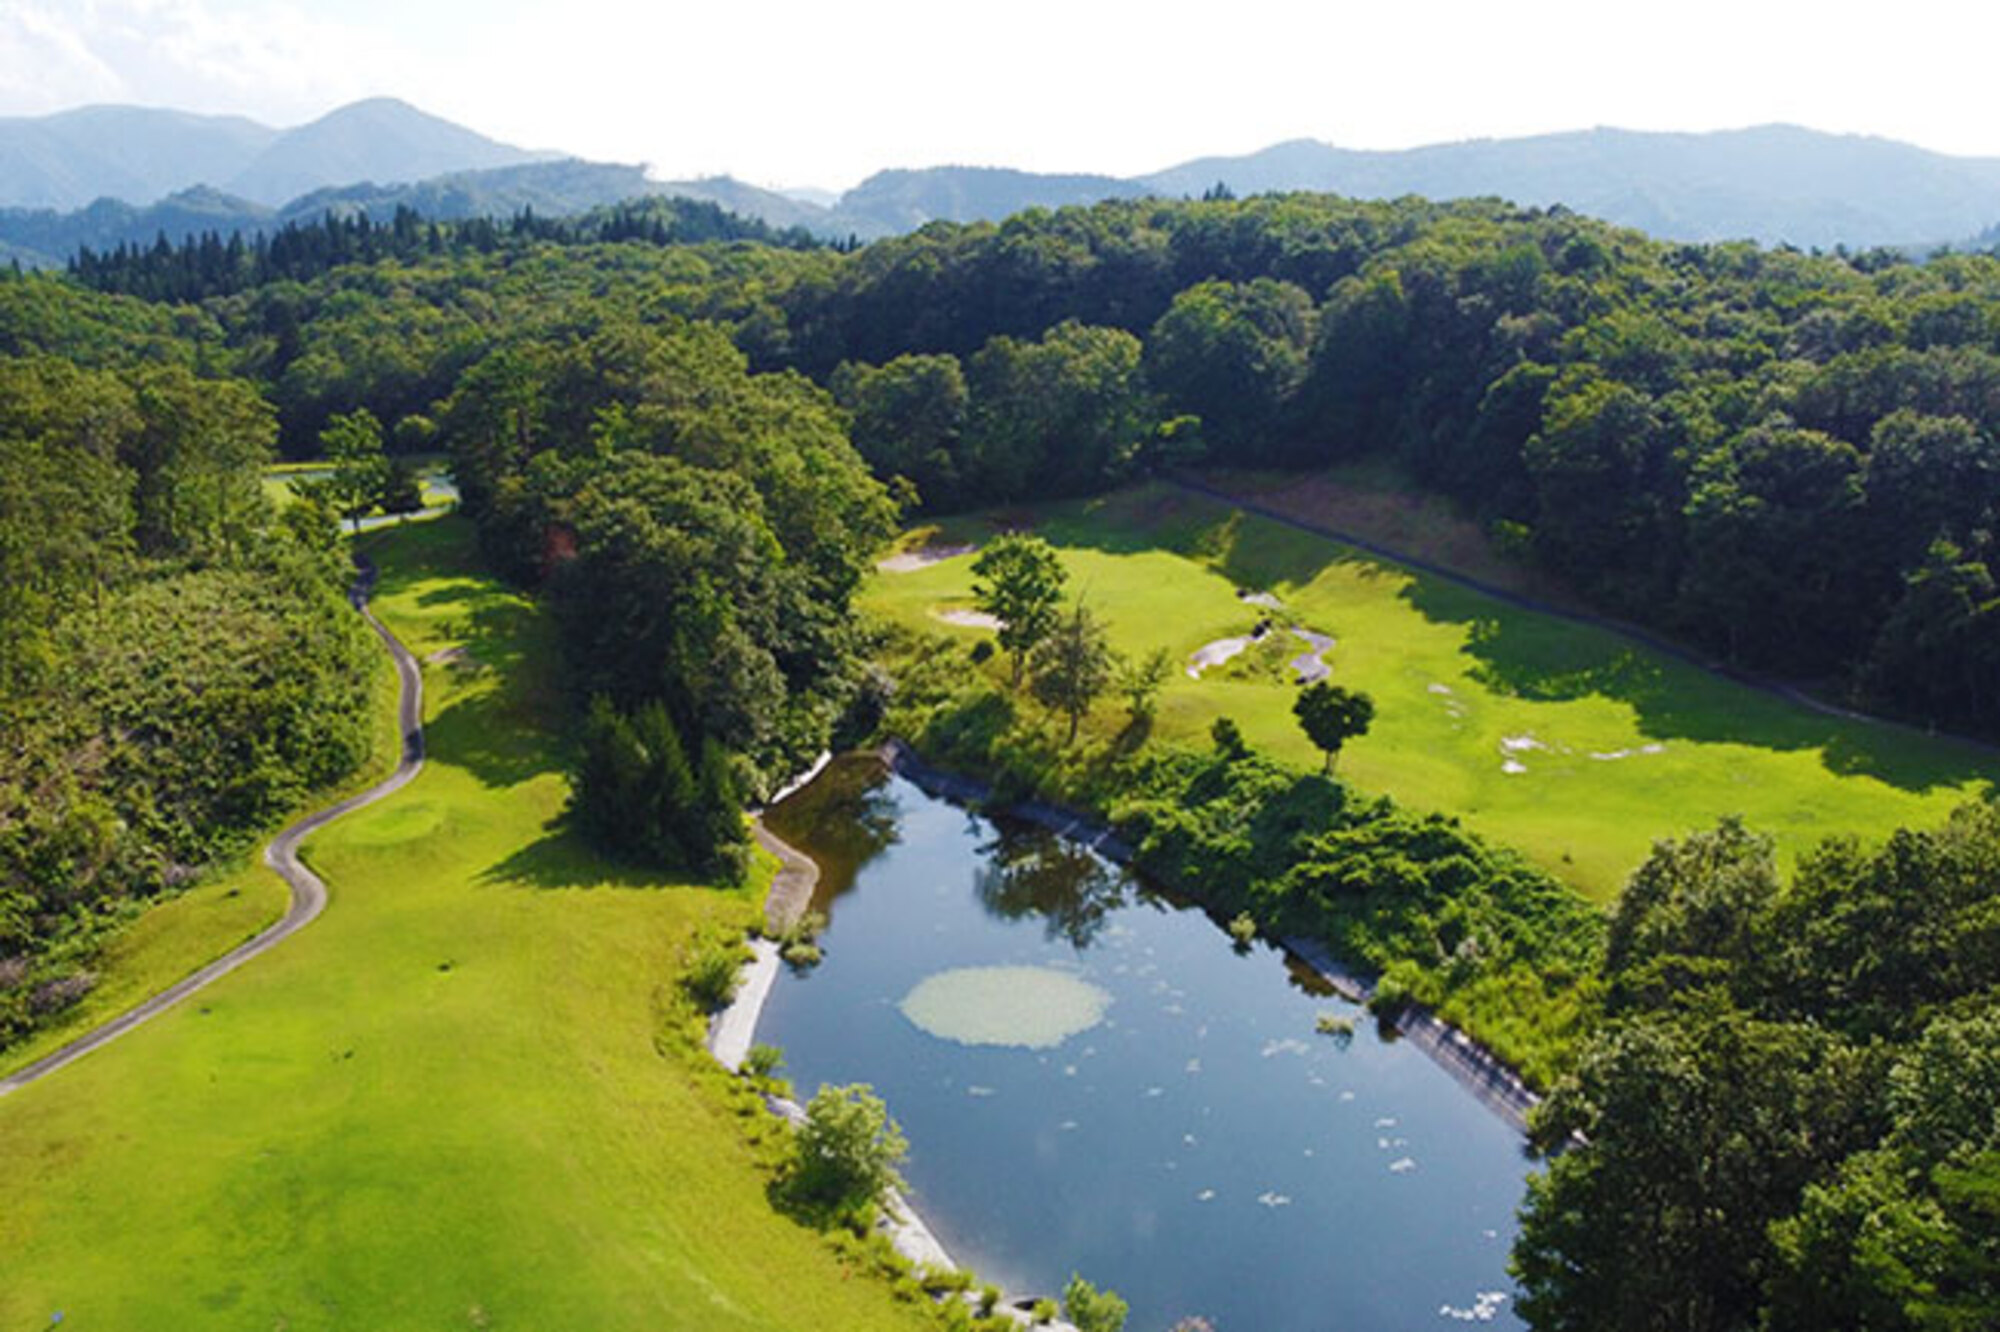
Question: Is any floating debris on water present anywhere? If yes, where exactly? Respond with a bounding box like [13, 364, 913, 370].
[1261, 1037, 1312, 1059]
[1257, 1191, 1292, 1208]
[1439, 1291, 1509, 1322]
[1185, 1058, 1202, 1074]
[1389, 1157, 1417, 1173]
[967, 1085, 996, 1097]
[1196, 1188, 1217, 1202]
[1145, 1086, 1166, 1098]
[1374, 1117, 1399, 1128]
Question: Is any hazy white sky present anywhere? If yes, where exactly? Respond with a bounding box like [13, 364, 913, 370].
[3, 0, 1998, 191]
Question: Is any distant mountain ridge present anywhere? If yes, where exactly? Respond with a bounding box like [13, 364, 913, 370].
[0, 97, 552, 211]
[8, 99, 2000, 266]
[672, 127, 2000, 249]
[1133, 126, 2000, 249]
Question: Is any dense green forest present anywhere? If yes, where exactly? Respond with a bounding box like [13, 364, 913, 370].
[0, 281, 375, 1046]
[72, 191, 2000, 735]
[9, 188, 1999, 1326]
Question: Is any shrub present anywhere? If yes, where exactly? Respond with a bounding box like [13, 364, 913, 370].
[743, 1043, 784, 1081]
[788, 1083, 908, 1215]
[1031, 1298, 1058, 1324]
[683, 936, 746, 1012]
[1063, 1274, 1129, 1332]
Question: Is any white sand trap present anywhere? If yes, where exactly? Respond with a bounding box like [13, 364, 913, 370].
[1499, 735, 1546, 753]
[1589, 742, 1667, 761]
[1427, 682, 1455, 696]
[1187, 635, 1255, 678]
[1501, 759, 1528, 775]
[877, 542, 977, 573]
[1288, 628, 1336, 683]
[1239, 589, 1284, 609]
[931, 607, 1003, 630]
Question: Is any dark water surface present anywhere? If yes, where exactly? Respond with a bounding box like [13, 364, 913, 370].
[760, 759, 1528, 1331]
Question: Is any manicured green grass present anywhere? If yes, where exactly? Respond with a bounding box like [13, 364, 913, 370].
[0, 517, 933, 1332]
[869, 483, 1995, 899]
[262, 455, 457, 511]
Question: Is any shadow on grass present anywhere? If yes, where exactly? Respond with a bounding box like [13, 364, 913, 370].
[1029, 484, 1997, 797]
[479, 819, 684, 891]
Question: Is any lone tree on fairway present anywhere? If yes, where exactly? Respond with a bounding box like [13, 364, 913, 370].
[1032, 603, 1115, 743]
[972, 533, 1066, 686]
[1294, 681, 1374, 772]
[789, 1083, 908, 1217]
[318, 408, 389, 533]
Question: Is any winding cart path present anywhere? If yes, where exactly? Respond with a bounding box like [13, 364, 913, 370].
[0, 556, 424, 1098]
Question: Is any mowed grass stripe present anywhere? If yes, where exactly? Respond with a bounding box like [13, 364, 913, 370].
[866, 483, 1994, 898]
[0, 517, 931, 1332]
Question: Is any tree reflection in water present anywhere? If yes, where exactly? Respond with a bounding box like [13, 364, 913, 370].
[974, 827, 1131, 950]
[764, 754, 902, 908]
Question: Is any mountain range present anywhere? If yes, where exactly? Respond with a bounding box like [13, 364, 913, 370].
[7, 99, 2000, 269]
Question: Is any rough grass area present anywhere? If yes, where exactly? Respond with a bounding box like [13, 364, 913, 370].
[0, 517, 933, 1332]
[865, 482, 1994, 899]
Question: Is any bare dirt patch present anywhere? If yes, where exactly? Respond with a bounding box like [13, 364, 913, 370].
[877, 542, 977, 573]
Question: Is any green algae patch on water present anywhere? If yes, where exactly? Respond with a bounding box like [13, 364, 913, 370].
[899, 966, 1110, 1049]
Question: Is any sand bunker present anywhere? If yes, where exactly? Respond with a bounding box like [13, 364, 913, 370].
[1288, 629, 1336, 683]
[1187, 635, 1257, 678]
[900, 966, 1110, 1049]
[1589, 742, 1666, 761]
[1238, 589, 1284, 609]
[877, 542, 977, 573]
[931, 607, 1003, 630]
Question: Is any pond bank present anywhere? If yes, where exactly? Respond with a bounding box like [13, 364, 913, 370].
[878, 737, 1542, 1135]
[711, 803, 1078, 1329]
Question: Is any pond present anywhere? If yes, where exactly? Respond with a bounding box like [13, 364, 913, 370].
[758, 757, 1529, 1331]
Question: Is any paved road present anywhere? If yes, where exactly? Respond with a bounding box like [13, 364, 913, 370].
[0, 556, 425, 1098]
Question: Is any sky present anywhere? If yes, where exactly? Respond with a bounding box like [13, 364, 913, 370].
[3, 0, 1999, 192]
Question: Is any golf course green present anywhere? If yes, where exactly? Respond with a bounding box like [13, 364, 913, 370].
[866, 481, 1995, 898]
[0, 517, 932, 1331]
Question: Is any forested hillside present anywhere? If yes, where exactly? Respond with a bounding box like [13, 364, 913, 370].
[66, 191, 1999, 730]
[751, 197, 2000, 736]
[0, 278, 376, 1047]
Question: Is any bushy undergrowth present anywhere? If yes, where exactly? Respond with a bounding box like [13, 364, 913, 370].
[883, 629, 1607, 1086]
[0, 549, 377, 1048]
